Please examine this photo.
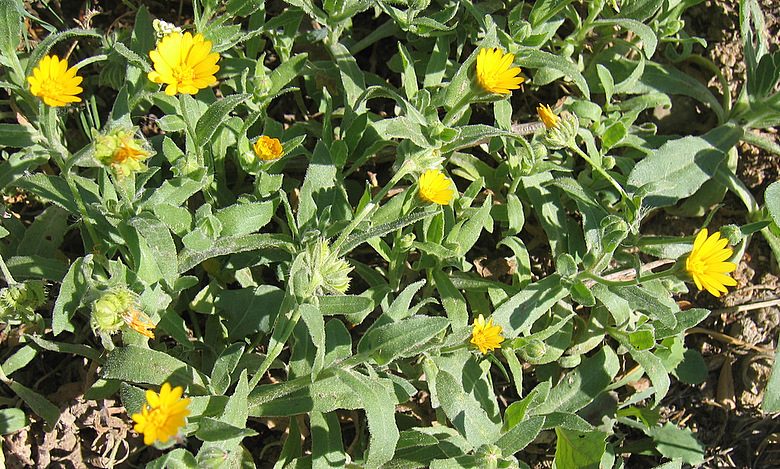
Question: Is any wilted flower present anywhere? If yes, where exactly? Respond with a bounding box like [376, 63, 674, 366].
[90, 286, 155, 339]
[475, 48, 524, 95]
[470, 314, 505, 354]
[418, 169, 454, 205]
[537, 104, 561, 129]
[148, 31, 220, 96]
[253, 136, 283, 161]
[152, 19, 182, 40]
[27, 55, 83, 107]
[132, 382, 191, 445]
[93, 127, 151, 178]
[683, 229, 738, 297]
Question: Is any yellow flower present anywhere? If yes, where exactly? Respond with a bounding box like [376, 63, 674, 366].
[537, 104, 561, 129]
[418, 169, 454, 205]
[148, 32, 220, 96]
[132, 383, 191, 445]
[470, 314, 505, 354]
[253, 136, 283, 161]
[685, 229, 738, 297]
[27, 55, 83, 107]
[476, 47, 524, 95]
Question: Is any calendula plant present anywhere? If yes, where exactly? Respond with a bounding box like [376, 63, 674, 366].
[1, 0, 778, 467]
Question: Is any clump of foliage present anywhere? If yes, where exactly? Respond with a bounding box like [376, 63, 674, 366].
[1, 0, 780, 467]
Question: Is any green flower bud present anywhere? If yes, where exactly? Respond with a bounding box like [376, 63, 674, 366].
[540, 111, 579, 150]
[0, 280, 47, 321]
[303, 239, 353, 295]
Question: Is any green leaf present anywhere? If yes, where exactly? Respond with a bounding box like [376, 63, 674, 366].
[178, 233, 294, 273]
[357, 316, 450, 365]
[101, 345, 209, 393]
[210, 343, 245, 395]
[495, 415, 545, 455]
[196, 417, 257, 441]
[763, 330, 780, 412]
[646, 422, 705, 465]
[27, 336, 103, 364]
[552, 428, 607, 469]
[627, 124, 743, 208]
[492, 274, 569, 337]
[300, 303, 326, 378]
[766, 181, 780, 227]
[8, 381, 60, 432]
[436, 368, 502, 448]
[531, 347, 620, 415]
[0, 124, 38, 149]
[215, 201, 273, 237]
[337, 369, 400, 468]
[673, 349, 708, 385]
[311, 411, 347, 468]
[432, 270, 469, 326]
[515, 48, 590, 98]
[51, 255, 93, 335]
[0, 0, 22, 59]
[528, 0, 577, 27]
[195, 94, 249, 148]
[592, 18, 657, 57]
[0, 408, 28, 434]
[129, 212, 179, 288]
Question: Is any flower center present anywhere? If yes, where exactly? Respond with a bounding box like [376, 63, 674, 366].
[39, 79, 66, 100]
[172, 63, 195, 84]
[145, 407, 170, 429]
[687, 258, 707, 275]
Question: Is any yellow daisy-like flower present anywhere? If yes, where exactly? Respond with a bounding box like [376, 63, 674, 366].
[470, 314, 505, 354]
[685, 229, 738, 297]
[148, 31, 220, 96]
[418, 169, 454, 205]
[253, 136, 283, 161]
[27, 55, 83, 107]
[476, 47, 524, 95]
[132, 383, 191, 445]
[537, 104, 561, 129]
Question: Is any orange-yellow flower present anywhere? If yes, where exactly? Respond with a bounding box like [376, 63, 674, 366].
[470, 314, 505, 354]
[418, 169, 454, 205]
[148, 32, 220, 96]
[537, 104, 561, 129]
[132, 383, 191, 445]
[476, 48, 524, 95]
[27, 55, 83, 107]
[253, 136, 283, 161]
[685, 229, 738, 297]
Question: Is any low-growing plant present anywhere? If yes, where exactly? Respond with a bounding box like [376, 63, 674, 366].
[0, 0, 779, 467]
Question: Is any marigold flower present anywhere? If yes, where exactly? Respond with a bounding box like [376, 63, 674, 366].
[253, 136, 283, 161]
[418, 169, 454, 205]
[475, 47, 524, 95]
[148, 31, 220, 96]
[27, 55, 83, 107]
[537, 104, 561, 129]
[683, 229, 738, 297]
[470, 314, 505, 354]
[132, 382, 191, 445]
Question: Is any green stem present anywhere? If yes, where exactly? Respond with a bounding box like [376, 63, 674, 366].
[579, 269, 672, 287]
[442, 90, 476, 127]
[332, 166, 411, 252]
[40, 105, 100, 248]
[568, 143, 630, 202]
[0, 253, 17, 285]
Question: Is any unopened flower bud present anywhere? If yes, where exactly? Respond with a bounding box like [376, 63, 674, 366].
[93, 127, 152, 178]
